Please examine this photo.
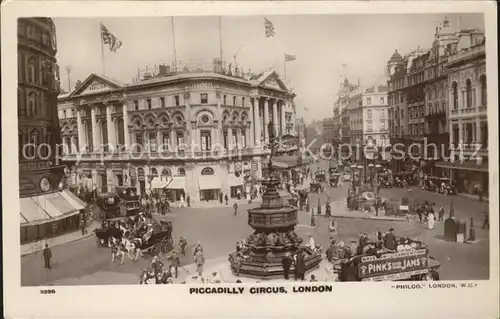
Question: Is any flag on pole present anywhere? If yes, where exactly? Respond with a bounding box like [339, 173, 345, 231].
[285, 54, 296, 62]
[264, 18, 275, 37]
[100, 23, 123, 52]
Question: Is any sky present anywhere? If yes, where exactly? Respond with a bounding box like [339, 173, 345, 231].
[54, 13, 484, 121]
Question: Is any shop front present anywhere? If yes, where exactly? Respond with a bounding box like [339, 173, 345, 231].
[165, 176, 186, 202]
[435, 161, 489, 195]
[198, 174, 221, 201]
[20, 189, 86, 244]
[228, 173, 243, 198]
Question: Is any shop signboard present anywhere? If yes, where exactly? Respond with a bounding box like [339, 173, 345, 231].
[358, 249, 428, 279]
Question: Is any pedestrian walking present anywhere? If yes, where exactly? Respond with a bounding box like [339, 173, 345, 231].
[294, 250, 306, 280]
[179, 237, 187, 257]
[80, 216, 86, 235]
[194, 250, 205, 276]
[281, 252, 293, 280]
[233, 202, 238, 216]
[224, 194, 229, 205]
[42, 244, 52, 269]
[179, 195, 186, 208]
[482, 211, 489, 229]
[186, 195, 190, 208]
[219, 192, 223, 204]
[170, 250, 180, 278]
[438, 206, 445, 222]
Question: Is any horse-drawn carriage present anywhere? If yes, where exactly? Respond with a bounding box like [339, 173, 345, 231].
[97, 188, 143, 220]
[335, 241, 441, 282]
[425, 177, 456, 195]
[310, 182, 325, 193]
[315, 170, 326, 182]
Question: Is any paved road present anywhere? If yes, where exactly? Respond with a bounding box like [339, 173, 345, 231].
[21, 161, 490, 285]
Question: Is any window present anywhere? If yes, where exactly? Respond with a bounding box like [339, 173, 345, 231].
[420, 123, 425, 136]
[29, 129, 40, 158]
[174, 95, 180, 106]
[400, 109, 404, 119]
[367, 122, 372, 131]
[28, 92, 37, 117]
[200, 93, 208, 104]
[27, 57, 36, 83]
[452, 124, 459, 146]
[161, 133, 170, 151]
[223, 95, 227, 105]
[233, 96, 237, 106]
[160, 97, 165, 107]
[27, 26, 35, 38]
[223, 130, 228, 149]
[452, 82, 458, 110]
[200, 130, 212, 151]
[380, 97, 384, 104]
[177, 168, 186, 176]
[147, 99, 152, 109]
[480, 75, 487, 106]
[161, 168, 171, 176]
[367, 98, 371, 105]
[176, 132, 184, 150]
[367, 110, 372, 118]
[465, 79, 472, 107]
[241, 132, 246, 148]
[134, 100, 139, 111]
[62, 110, 66, 118]
[148, 132, 156, 152]
[380, 109, 385, 117]
[242, 97, 245, 107]
[201, 167, 214, 175]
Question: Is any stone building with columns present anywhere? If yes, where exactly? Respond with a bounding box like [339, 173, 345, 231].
[58, 66, 297, 203]
[435, 30, 488, 195]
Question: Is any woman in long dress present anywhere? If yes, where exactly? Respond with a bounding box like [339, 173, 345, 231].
[428, 211, 435, 230]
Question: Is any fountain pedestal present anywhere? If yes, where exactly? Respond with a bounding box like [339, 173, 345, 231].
[228, 178, 321, 279]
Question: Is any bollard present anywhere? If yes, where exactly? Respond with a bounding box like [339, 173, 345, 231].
[317, 198, 322, 215]
[468, 217, 475, 242]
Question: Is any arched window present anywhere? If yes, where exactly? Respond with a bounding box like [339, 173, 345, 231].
[115, 118, 125, 147]
[452, 82, 458, 110]
[201, 167, 214, 175]
[151, 167, 158, 176]
[18, 89, 27, 117]
[465, 79, 472, 107]
[27, 57, 36, 83]
[28, 92, 37, 117]
[161, 168, 171, 176]
[480, 75, 487, 106]
[177, 168, 186, 176]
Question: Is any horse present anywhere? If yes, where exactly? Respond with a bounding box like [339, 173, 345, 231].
[139, 268, 157, 284]
[122, 237, 144, 261]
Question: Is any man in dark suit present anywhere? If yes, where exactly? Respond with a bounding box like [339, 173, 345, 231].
[281, 252, 293, 280]
[294, 250, 306, 281]
[383, 228, 397, 250]
[43, 244, 52, 269]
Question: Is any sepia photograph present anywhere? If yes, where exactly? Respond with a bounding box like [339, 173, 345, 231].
[2, 1, 498, 318]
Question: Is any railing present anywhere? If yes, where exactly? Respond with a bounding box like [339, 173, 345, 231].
[447, 44, 485, 65]
[449, 105, 487, 117]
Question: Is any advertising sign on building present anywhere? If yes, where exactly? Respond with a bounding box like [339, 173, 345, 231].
[358, 249, 428, 279]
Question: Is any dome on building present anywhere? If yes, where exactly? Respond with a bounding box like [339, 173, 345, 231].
[389, 50, 403, 62]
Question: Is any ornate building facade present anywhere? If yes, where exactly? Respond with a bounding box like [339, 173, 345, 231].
[58, 67, 297, 203]
[18, 18, 85, 244]
[436, 29, 488, 194]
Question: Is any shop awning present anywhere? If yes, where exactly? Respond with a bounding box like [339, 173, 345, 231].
[166, 177, 186, 190]
[20, 197, 52, 226]
[228, 174, 243, 187]
[151, 177, 169, 189]
[60, 189, 86, 210]
[198, 175, 221, 190]
[20, 191, 82, 227]
[435, 161, 489, 172]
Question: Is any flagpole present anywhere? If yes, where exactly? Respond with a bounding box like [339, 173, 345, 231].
[171, 17, 178, 72]
[100, 24, 106, 75]
[219, 16, 223, 67]
[284, 57, 287, 81]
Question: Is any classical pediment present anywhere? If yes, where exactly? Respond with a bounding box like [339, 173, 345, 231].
[70, 73, 122, 97]
[256, 70, 289, 92]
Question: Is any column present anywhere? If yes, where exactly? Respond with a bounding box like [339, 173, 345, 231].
[156, 131, 162, 152]
[76, 108, 84, 152]
[458, 120, 463, 147]
[170, 130, 175, 151]
[475, 118, 482, 146]
[272, 99, 278, 135]
[184, 92, 192, 144]
[252, 98, 260, 147]
[263, 98, 269, 142]
[216, 92, 223, 147]
[236, 128, 242, 149]
[91, 106, 99, 152]
[105, 103, 115, 152]
[280, 101, 286, 136]
[70, 136, 77, 154]
[291, 108, 296, 135]
[227, 127, 233, 149]
[122, 101, 130, 151]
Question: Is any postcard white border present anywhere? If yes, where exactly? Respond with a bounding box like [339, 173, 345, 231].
[2, 1, 499, 318]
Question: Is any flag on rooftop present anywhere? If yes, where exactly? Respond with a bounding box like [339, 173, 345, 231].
[285, 54, 296, 62]
[264, 18, 275, 37]
[100, 23, 123, 52]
